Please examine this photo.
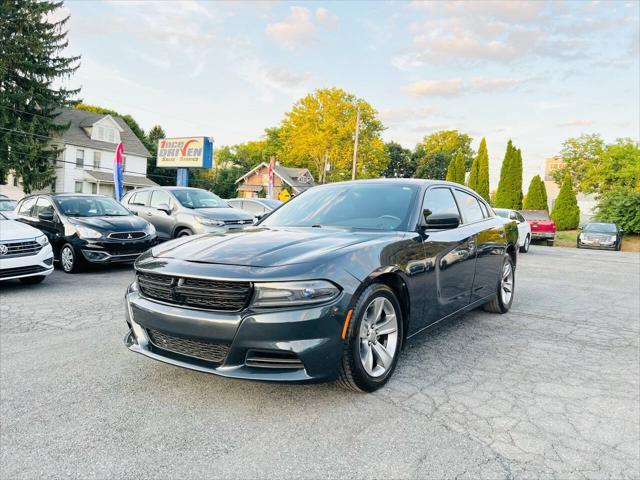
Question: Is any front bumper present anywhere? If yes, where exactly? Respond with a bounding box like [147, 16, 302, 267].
[79, 235, 158, 264]
[124, 286, 348, 383]
[577, 240, 617, 250]
[0, 243, 54, 280]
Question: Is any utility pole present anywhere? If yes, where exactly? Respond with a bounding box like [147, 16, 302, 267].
[351, 106, 360, 180]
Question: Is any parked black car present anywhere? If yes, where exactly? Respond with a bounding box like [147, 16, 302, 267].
[577, 222, 623, 250]
[15, 194, 157, 273]
[124, 180, 519, 392]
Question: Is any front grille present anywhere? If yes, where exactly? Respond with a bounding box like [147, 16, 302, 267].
[0, 240, 42, 258]
[245, 350, 304, 369]
[108, 231, 147, 240]
[224, 219, 252, 226]
[147, 328, 230, 363]
[137, 272, 252, 311]
[0, 265, 47, 279]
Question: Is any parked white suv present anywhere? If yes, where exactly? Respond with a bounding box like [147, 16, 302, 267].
[494, 208, 532, 253]
[0, 212, 54, 283]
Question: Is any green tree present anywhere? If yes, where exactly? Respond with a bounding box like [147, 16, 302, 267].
[595, 188, 640, 234]
[551, 174, 580, 230]
[445, 150, 466, 184]
[512, 147, 523, 209]
[554, 133, 605, 190]
[581, 138, 640, 195]
[0, 0, 80, 192]
[494, 140, 514, 208]
[414, 130, 474, 180]
[383, 141, 415, 178]
[523, 175, 548, 211]
[191, 166, 244, 198]
[278, 88, 386, 182]
[145, 125, 177, 186]
[468, 137, 490, 201]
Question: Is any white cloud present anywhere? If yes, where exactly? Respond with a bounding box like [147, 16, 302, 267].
[557, 119, 594, 128]
[402, 78, 528, 97]
[265, 6, 338, 49]
[403, 79, 463, 96]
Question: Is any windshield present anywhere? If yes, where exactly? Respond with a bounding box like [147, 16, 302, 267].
[173, 189, 228, 209]
[584, 223, 617, 233]
[0, 199, 16, 211]
[261, 183, 419, 231]
[54, 196, 131, 217]
[494, 209, 509, 219]
[520, 210, 550, 221]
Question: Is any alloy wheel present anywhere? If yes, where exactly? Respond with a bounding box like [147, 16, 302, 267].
[500, 261, 514, 305]
[358, 297, 399, 378]
[61, 247, 74, 272]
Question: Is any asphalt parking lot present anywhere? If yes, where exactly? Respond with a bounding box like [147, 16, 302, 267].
[1, 246, 639, 479]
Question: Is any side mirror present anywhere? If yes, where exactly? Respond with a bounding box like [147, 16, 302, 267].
[38, 211, 54, 222]
[156, 203, 172, 215]
[423, 212, 460, 230]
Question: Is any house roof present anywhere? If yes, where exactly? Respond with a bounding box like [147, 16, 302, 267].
[53, 108, 151, 158]
[236, 162, 315, 191]
[83, 169, 158, 187]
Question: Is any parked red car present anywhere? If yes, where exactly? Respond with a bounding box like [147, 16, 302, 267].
[519, 210, 556, 246]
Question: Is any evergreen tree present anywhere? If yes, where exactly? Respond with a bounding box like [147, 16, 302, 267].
[512, 148, 523, 209]
[551, 174, 580, 230]
[445, 150, 466, 184]
[0, 1, 80, 192]
[523, 175, 549, 211]
[494, 140, 514, 207]
[470, 137, 490, 201]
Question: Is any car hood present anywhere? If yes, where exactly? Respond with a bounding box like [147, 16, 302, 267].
[151, 227, 402, 267]
[192, 208, 253, 221]
[69, 215, 149, 232]
[0, 219, 44, 241]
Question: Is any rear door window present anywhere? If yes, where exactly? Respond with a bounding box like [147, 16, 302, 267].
[130, 190, 150, 206]
[454, 190, 485, 224]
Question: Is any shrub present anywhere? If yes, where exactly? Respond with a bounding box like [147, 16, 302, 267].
[523, 175, 549, 211]
[551, 175, 580, 230]
[595, 188, 640, 233]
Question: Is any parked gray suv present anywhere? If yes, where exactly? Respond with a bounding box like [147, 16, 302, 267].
[122, 187, 253, 240]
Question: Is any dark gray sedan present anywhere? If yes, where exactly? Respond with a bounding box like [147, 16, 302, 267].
[577, 222, 623, 250]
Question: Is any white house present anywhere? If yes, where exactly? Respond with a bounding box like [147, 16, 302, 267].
[1, 108, 157, 200]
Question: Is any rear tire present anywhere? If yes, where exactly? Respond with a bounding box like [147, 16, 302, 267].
[19, 275, 46, 284]
[175, 228, 193, 238]
[519, 235, 530, 253]
[337, 284, 403, 393]
[483, 255, 515, 314]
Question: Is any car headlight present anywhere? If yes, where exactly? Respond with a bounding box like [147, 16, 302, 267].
[578, 233, 584, 240]
[195, 216, 224, 227]
[145, 223, 156, 235]
[35, 234, 49, 246]
[252, 281, 340, 307]
[76, 226, 102, 239]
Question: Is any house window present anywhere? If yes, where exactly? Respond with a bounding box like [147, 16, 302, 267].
[51, 177, 56, 193]
[76, 149, 84, 167]
[93, 151, 101, 169]
[107, 128, 115, 143]
[74, 181, 83, 193]
[122, 156, 127, 172]
[97, 126, 105, 140]
[91, 183, 97, 194]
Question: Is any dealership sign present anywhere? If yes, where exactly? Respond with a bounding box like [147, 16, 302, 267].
[157, 137, 213, 168]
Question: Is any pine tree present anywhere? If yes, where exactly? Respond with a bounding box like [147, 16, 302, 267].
[512, 148, 523, 209]
[551, 174, 580, 230]
[523, 175, 549, 211]
[467, 146, 480, 191]
[494, 140, 514, 207]
[472, 137, 490, 202]
[445, 150, 465, 184]
[0, 1, 80, 192]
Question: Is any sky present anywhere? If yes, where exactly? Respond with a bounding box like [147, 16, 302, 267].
[58, 0, 639, 188]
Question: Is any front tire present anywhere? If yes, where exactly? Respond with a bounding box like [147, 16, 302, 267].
[60, 244, 82, 273]
[519, 234, 530, 253]
[338, 284, 403, 393]
[483, 255, 515, 314]
[176, 228, 193, 238]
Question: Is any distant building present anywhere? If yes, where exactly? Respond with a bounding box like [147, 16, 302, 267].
[544, 156, 596, 223]
[1, 108, 157, 200]
[235, 159, 314, 199]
